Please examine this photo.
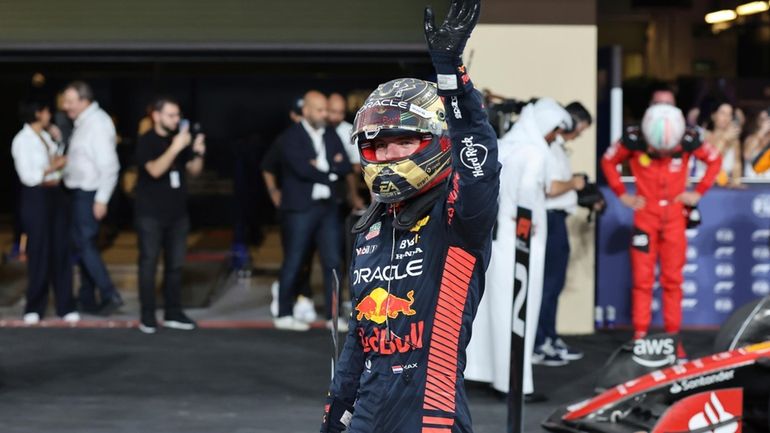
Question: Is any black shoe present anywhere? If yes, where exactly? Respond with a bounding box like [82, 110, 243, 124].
[78, 295, 100, 314]
[97, 294, 124, 317]
[163, 311, 196, 330]
[139, 313, 158, 334]
[524, 392, 548, 404]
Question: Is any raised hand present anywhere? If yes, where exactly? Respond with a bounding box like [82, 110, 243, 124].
[424, 0, 481, 58]
[423, 0, 481, 95]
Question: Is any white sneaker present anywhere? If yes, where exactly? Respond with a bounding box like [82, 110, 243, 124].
[326, 318, 349, 333]
[270, 280, 279, 317]
[23, 312, 40, 325]
[62, 312, 81, 323]
[273, 316, 310, 331]
[293, 295, 318, 323]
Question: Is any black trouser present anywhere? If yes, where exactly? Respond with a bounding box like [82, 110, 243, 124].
[537, 210, 570, 347]
[20, 185, 74, 317]
[136, 215, 189, 316]
[278, 201, 341, 319]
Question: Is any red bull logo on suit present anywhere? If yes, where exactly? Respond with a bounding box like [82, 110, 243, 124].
[355, 288, 416, 324]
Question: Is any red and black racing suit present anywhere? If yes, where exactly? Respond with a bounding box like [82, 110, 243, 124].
[601, 126, 721, 335]
[322, 89, 500, 433]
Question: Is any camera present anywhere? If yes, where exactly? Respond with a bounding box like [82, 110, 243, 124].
[576, 174, 606, 221]
[482, 90, 531, 138]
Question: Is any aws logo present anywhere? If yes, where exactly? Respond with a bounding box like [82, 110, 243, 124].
[355, 288, 416, 324]
[632, 337, 676, 368]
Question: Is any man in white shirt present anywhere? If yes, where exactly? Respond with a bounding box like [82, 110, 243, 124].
[12, 98, 79, 324]
[327, 93, 365, 211]
[273, 90, 352, 331]
[465, 97, 572, 403]
[61, 81, 123, 316]
[535, 102, 593, 366]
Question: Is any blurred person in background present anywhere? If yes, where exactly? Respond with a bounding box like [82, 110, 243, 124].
[327, 92, 366, 211]
[533, 101, 593, 367]
[327, 92, 366, 318]
[261, 96, 317, 324]
[466, 97, 572, 403]
[274, 90, 351, 331]
[12, 98, 78, 324]
[743, 108, 770, 179]
[61, 81, 123, 316]
[134, 97, 205, 333]
[649, 84, 676, 106]
[601, 104, 721, 349]
[701, 101, 743, 186]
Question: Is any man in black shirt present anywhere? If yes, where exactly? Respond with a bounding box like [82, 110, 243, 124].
[134, 97, 205, 333]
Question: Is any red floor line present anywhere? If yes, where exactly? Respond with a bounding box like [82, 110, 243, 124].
[0, 319, 330, 330]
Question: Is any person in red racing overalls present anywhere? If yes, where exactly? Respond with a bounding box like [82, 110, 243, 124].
[601, 103, 721, 340]
[320, 1, 501, 432]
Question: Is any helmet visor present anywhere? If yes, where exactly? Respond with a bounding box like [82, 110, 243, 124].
[352, 100, 437, 144]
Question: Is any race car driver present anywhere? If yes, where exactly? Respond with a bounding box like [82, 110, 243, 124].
[601, 104, 721, 341]
[320, 0, 501, 432]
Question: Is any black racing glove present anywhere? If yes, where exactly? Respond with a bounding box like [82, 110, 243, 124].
[424, 0, 481, 96]
[320, 394, 354, 433]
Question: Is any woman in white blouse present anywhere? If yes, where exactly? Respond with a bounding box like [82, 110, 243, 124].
[11, 98, 79, 325]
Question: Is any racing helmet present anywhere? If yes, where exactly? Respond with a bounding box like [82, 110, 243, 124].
[352, 78, 451, 203]
[642, 103, 686, 153]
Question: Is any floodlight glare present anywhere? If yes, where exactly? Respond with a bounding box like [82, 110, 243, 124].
[705, 9, 738, 23]
[736, 1, 770, 16]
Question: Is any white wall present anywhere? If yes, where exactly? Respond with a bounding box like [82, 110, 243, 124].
[466, 24, 598, 334]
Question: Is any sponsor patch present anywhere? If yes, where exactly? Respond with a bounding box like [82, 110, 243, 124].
[631, 227, 650, 252]
[460, 136, 487, 178]
[450, 96, 462, 119]
[353, 259, 424, 285]
[365, 222, 382, 241]
[437, 74, 458, 91]
[355, 288, 416, 324]
[356, 244, 378, 256]
[669, 370, 735, 395]
[395, 246, 422, 261]
[358, 321, 423, 355]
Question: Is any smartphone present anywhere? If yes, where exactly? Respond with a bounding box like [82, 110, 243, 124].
[179, 119, 190, 131]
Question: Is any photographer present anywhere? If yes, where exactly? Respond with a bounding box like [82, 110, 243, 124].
[134, 97, 205, 334]
[534, 102, 592, 366]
